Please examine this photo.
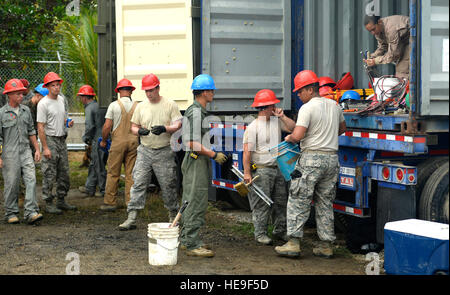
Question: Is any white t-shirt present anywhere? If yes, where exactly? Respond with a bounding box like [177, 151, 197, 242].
[296, 96, 344, 152]
[105, 96, 135, 132]
[243, 116, 286, 166]
[131, 96, 182, 149]
[36, 94, 67, 136]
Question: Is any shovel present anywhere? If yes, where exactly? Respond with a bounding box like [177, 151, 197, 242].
[169, 200, 189, 228]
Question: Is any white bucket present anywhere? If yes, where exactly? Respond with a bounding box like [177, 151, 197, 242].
[147, 223, 179, 266]
[373, 77, 402, 101]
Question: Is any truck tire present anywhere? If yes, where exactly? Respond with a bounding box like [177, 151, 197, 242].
[416, 157, 448, 215]
[419, 162, 449, 223]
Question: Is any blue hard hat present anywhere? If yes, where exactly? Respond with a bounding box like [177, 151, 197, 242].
[340, 90, 360, 102]
[34, 83, 49, 97]
[191, 74, 216, 90]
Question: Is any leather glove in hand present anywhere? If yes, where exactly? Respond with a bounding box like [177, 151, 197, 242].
[138, 127, 150, 136]
[213, 152, 228, 165]
[151, 125, 166, 135]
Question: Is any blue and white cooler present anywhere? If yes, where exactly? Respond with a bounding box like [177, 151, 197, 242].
[384, 219, 449, 275]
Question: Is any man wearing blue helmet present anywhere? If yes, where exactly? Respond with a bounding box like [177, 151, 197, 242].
[23, 83, 48, 157]
[179, 74, 228, 257]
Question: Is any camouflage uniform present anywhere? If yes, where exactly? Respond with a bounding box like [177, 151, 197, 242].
[248, 167, 288, 239]
[0, 103, 40, 220]
[37, 95, 71, 203]
[127, 145, 179, 214]
[287, 151, 339, 242]
[40, 136, 70, 202]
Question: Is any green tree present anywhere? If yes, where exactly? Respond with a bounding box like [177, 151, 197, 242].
[0, 0, 96, 67]
[56, 7, 98, 93]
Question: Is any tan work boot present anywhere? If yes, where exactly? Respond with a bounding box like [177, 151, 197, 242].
[256, 235, 273, 245]
[7, 216, 19, 224]
[118, 210, 137, 231]
[100, 204, 117, 212]
[27, 213, 43, 225]
[186, 246, 215, 258]
[274, 238, 301, 257]
[313, 241, 334, 258]
[180, 244, 212, 251]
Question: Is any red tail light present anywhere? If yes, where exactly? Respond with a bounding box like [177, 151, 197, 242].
[396, 168, 405, 182]
[382, 167, 390, 180]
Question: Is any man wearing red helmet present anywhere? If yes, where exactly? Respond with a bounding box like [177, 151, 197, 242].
[275, 70, 346, 259]
[243, 89, 295, 245]
[77, 85, 106, 199]
[119, 74, 182, 230]
[0, 79, 43, 224]
[99, 78, 139, 211]
[37, 72, 77, 214]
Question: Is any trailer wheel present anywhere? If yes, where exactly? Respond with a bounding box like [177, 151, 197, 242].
[419, 162, 449, 224]
[416, 157, 448, 215]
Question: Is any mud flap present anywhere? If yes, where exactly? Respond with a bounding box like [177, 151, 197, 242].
[376, 182, 417, 244]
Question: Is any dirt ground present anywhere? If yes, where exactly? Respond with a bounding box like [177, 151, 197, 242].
[0, 152, 369, 275]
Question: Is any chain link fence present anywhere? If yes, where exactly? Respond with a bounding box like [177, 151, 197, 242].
[0, 52, 84, 114]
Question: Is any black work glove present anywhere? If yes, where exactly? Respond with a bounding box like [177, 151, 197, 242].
[138, 127, 150, 136]
[151, 125, 166, 135]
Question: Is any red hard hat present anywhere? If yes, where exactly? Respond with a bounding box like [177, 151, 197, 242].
[319, 76, 336, 88]
[115, 78, 135, 93]
[3, 79, 27, 95]
[141, 74, 160, 90]
[319, 85, 333, 97]
[77, 85, 96, 96]
[251, 89, 280, 108]
[20, 79, 30, 88]
[334, 72, 354, 90]
[43, 72, 63, 87]
[293, 70, 319, 92]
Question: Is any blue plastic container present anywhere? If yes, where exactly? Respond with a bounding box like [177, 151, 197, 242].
[270, 141, 300, 181]
[384, 219, 449, 275]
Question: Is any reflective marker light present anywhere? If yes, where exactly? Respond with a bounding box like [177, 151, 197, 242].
[396, 168, 404, 182]
[382, 167, 390, 180]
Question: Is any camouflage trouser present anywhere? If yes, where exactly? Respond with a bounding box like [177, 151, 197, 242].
[2, 147, 39, 219]
[85, 141, 107, 194]
[287, 152, 339, 242]
[248, 167, 288, 238]
[127, 145, 179, 214]
[41, 136, 70, 201]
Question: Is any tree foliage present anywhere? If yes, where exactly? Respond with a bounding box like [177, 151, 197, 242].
[56, 7, 98, 95]
[0, 0, 96, 67]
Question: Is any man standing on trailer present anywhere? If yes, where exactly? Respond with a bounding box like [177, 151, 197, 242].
[243, 89, 295, 245]
[119, 74, 182, 230]
[275, 70, 346, 258]
[363, 15, 410, 80]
